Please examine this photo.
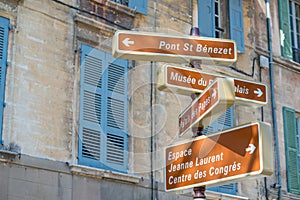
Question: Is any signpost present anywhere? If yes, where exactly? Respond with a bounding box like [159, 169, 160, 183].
[178, 78, 235, 136]
[111, 29, 273, 198]
[157, 64, 267, 106]
[165, 122, 273, 192]
[112, 30, 237, 64]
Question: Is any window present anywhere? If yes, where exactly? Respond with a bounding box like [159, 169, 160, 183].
[0, 16, 9, 145]
[205, 106, 237, 195]
[198, 0, 245, 53]
[214, 0, 223, 38]
[78, 44, 129, 173]
[283, 107, 300, 194]
[290, 0, 300, 62]
[110, 0, 148, 15]
[278, 0, 300, 62]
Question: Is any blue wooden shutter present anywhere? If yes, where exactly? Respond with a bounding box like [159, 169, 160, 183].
[209, 183, 237, 195]
[129, 0, 148, 15]
[206, 106, 237, 195]
[203, 106, 234, 134]
[0, 17, 9, 145]
[229, 0, 245, 53]
[78, 44, 128, 173]
[278, 0, 293, 60]
[283, 107, 300, 194]
[79, 44, 105, 168]
[198, 0, 215, 37]
[103, 54, 128, 172]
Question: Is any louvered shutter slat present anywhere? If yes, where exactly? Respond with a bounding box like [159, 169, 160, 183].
[83, 91, 101, 124]
[107, 97, 125, 130]
[108, 63, 126, 95]
[82, 127, 101, 160]
[107, 133, 125, 165]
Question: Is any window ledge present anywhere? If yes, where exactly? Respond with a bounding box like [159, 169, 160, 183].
[255, 46, 300, 72]
[273, 55, 300, 72]
[0, 150, 20, 161]
[69, 165, 142, 184]
[74, 14, 117, 36]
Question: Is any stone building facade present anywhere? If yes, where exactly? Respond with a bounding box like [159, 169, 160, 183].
[0, 0, 299, 199]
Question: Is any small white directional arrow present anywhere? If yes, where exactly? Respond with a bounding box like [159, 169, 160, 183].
[122, 38, 134, 47]
[245, 144, 256, 154]
[211, 89, 217, 99]
[254, 88, 263, 97]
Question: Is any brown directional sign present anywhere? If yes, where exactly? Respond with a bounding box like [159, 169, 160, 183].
[165, 122, 273, 192]
[112, 30, 237, 64]
[157, 64, 267, 106]
[178, 78, 235, 136]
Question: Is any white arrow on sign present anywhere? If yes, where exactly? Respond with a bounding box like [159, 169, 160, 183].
[122, 38, 135, 47]
[254, 88, 263, 97]
[245, 144, 256, 154]
[212, 88, 217, 99]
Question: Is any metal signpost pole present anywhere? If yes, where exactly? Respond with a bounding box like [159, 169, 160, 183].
[190, 27, 206, 200]
[192, 126, 206, 199]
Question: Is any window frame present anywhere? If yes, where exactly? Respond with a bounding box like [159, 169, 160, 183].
[214, 0, 223, 38]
